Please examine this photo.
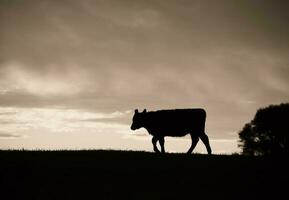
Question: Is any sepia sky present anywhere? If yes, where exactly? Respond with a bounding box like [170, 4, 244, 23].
[1, 0, 289, 153]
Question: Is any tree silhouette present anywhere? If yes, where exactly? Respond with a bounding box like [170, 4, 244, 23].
[239, 103, 289, 156]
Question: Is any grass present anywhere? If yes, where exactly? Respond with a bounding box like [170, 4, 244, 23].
[0, 150, 288, 200]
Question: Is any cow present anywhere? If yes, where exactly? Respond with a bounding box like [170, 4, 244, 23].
[130, 108, 212, 154]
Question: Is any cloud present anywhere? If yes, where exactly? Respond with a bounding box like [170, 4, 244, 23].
[81, 1, 165, 29]
[67, 110, 132, 125]
[0, 107, 131, 134]
[0, 131, 22, 139]
[0, 62, 92, 96]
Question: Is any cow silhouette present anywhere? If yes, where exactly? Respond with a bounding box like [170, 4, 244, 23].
[131, 109, 212, 154]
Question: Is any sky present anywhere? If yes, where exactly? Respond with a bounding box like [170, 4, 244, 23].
[0, 0, 289, 153]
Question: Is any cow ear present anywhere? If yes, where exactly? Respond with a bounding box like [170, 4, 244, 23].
[143, 109, 147, 113]
[135, 109, 139, 114]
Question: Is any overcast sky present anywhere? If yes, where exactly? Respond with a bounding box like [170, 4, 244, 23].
[0, 0, 289, 153]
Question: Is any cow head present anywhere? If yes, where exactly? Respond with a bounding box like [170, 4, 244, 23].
[131, 109, 147, 130]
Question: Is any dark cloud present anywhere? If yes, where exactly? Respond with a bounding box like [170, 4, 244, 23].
[0, 131, 22, 139]
[1, 0, 289, 66]
[0, 111, 17, 115]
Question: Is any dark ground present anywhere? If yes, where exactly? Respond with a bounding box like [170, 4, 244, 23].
[0, 150, 288, 200]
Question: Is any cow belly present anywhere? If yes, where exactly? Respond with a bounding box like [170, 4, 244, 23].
[165, 131, 189, 137]
[147, 126, 195, 137]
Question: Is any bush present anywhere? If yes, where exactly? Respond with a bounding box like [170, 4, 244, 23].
[239, 103, 289, 156]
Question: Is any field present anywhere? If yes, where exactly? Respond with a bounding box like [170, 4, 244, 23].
[1, 150, 288, 200]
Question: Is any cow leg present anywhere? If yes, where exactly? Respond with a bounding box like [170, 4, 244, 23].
[152, 136, 160, 153]
[159, 137, 165, 153]
[187, 134, 199, 154]
[199, 132, 212, 155]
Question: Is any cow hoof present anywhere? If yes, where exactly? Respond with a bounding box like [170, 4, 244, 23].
[154, 148, 160, 153]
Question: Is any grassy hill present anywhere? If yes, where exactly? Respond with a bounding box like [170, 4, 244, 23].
[0, 150, 288, 200]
